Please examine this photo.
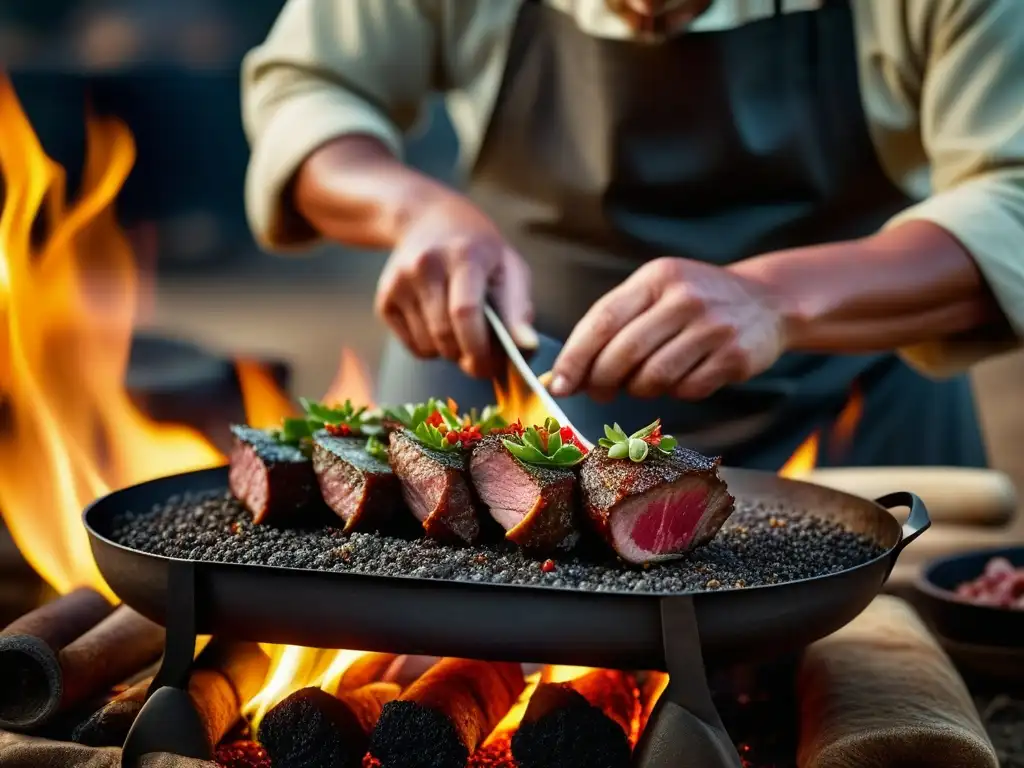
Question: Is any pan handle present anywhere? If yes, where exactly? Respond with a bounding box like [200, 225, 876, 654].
[876, 491, 931, 554]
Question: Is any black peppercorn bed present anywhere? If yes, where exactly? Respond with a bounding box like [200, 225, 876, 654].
[84, 465, 929, 670]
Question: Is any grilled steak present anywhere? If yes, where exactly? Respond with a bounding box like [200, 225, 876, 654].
[387, 429, 482, 544]
[312, 433, 402, 532]
[579, 445, 734, 564]
[469, 437, 579, 553]
[228, 425, 320, 524]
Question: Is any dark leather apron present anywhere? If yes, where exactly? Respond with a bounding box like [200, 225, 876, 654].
[377, 0, 987, 470]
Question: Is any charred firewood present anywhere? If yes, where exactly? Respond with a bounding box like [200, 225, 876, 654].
[511, 670, 637, 768]
[470, 436, 580, 553]
[228, 425, 321, 524]
[326, 653, 401, 694]
[369, 659, 525, 768]
[579, 444, 734, 564]
[260, 682, 400, 768]
[0, 597, 164, 731]
[0, 587, 114, 727]
[72, 639, 269, 749]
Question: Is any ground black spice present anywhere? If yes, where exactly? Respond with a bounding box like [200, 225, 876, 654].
[109, 491, 884, 594]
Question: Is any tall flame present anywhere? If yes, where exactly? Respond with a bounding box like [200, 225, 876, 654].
[0, 77, 222, 599]
[492, 360, 552, 427]
[778, 386, 864, 478]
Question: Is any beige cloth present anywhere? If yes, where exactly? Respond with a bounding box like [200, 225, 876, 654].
[241, 0, 1024, 376]
[797, 595, 998, 768]
[0, 732, 215, 768]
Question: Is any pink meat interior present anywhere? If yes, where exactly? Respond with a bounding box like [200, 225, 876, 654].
[228, 444, 269, 522]
[609, 477, 734, 564]
[316, 460, 365, 523]
[470, 451, 534, 531]
[390, 439, 443, 523]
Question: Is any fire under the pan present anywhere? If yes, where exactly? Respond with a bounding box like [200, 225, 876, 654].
[108, 491, 885, 592]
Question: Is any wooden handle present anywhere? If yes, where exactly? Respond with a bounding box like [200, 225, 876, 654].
[801, 467, 1017, 526]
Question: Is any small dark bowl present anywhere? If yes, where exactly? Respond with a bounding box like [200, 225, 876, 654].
[914, 546, 1024, 649]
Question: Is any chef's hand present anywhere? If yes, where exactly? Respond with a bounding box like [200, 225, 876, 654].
[549, 258, 787, 401]
[376, 192, 537, 377]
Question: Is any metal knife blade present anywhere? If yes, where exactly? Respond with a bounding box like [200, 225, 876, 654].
[483, 304, 594, 450]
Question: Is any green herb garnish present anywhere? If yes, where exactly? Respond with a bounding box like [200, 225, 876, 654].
[464, 404, 508, 434]
[365, 435, 389, 462]
[275, 417, 315, 445]
[383, 398, 446, 431]
[598, 419, 678, 462]
[270, 398, 379, 455]
[300, 397, 369, 434]
[411, 400, 469, 451]
[502, 417, 586, 469]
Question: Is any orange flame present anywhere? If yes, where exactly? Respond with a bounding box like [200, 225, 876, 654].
[0, 76, 222, 600]
[492, 360, 552, 428]
[778, 386, 864, 478]
[236, 360, 298, 428]
[323, 347, 375, 408]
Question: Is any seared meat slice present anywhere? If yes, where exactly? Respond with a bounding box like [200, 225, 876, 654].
[579, 445, 734, 564]
[228, 425, 320, 524]
[469, 437, 579, 553]
[312, 433, 402, 532]
[387, 429, 482, 544]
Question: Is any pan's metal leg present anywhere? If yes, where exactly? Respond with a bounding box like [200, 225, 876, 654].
[121, 561, 210, 766]
[632, 596, 743, 768]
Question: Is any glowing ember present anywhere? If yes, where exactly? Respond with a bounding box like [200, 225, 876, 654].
[0, 76, 222, 599]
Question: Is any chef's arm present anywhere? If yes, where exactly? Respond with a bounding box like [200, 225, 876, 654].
[241, 0, 456, 250]
[733, 0, 1024, 374]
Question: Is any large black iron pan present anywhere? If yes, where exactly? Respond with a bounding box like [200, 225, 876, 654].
[85, 465, 928, 670]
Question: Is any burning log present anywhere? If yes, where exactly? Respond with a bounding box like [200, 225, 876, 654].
[259, 682, 400, 768]
[72, 639, 269, 749]
[510, 670, 637, 768]
[0, 587, 114, 729]
[326, 652, 400, 693]
[369, 659, 525, 768]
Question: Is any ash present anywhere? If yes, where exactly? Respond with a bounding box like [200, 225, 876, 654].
[109, 492, 884, 593]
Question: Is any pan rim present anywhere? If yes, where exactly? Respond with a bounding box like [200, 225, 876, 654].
[83, 465, 906, 601]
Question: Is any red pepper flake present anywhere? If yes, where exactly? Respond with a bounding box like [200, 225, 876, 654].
[559, 425, 590, 454]
[325, 423, 353, 437]
[491, 419, 524, 437]
[541, 559, 557, 573]
[642, 422, 663, 447]
[425, 410, 444, 428]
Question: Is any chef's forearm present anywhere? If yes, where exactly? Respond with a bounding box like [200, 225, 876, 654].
[292, 135, 448, 249]
[730, 220, 1002, 353]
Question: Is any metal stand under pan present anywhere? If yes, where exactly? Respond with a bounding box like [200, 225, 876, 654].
[121, 561, 743, 768]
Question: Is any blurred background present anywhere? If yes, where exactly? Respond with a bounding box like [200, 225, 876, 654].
[1, 0, 1021, 499]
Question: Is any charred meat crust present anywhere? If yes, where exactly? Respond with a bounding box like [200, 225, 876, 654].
[311, 433, 402, 533]
[388, 429, 482, 544]
[579, 445, 734, 548]
[470, 437, 580, 553]
[228, 425, 320, 525]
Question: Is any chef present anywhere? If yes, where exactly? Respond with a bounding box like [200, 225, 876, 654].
[241, 0, 1024, 470]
